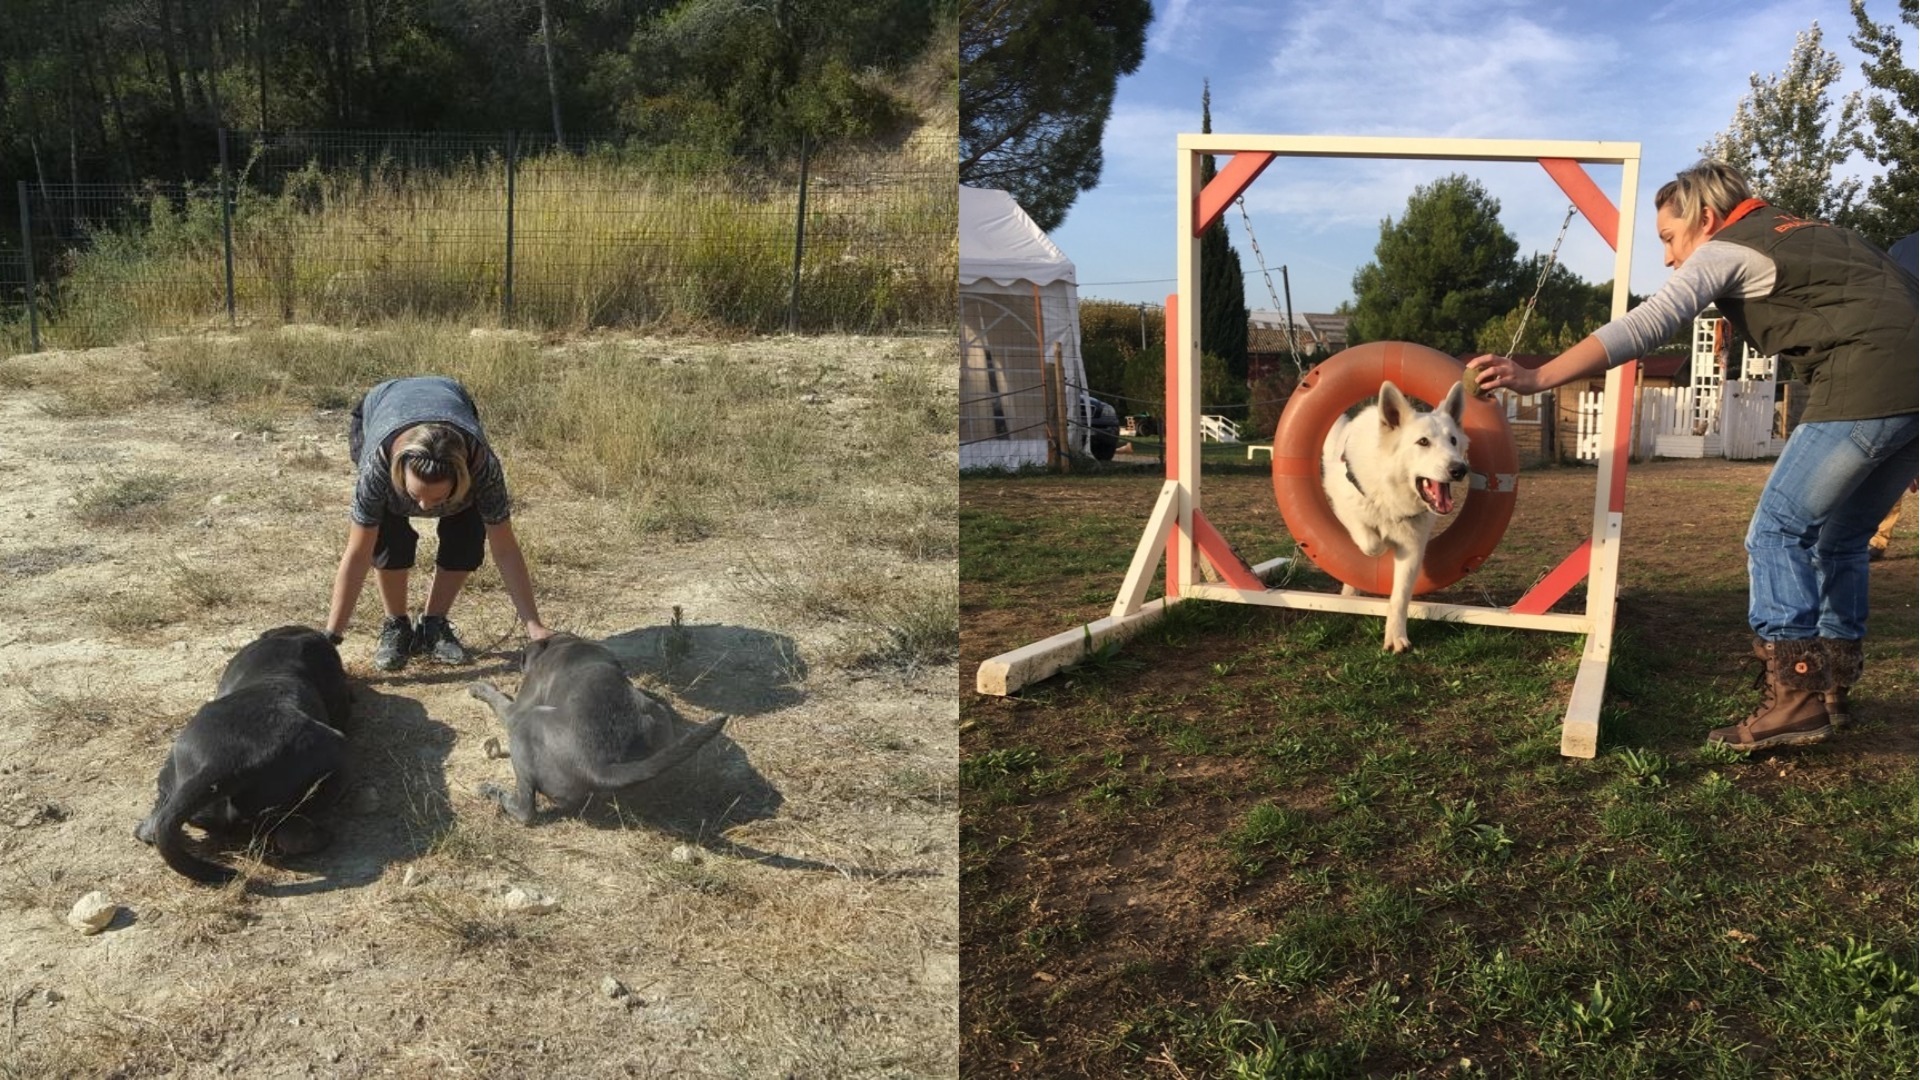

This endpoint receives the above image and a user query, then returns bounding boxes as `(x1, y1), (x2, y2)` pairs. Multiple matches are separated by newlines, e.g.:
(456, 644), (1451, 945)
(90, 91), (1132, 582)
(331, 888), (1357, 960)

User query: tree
(1701, 22), (1863, 221)
(1347, 175), (1520, 356)
(1197, 81), (1248, 398)
(1846, 0), (1917, 246)
(958, 0), (1152, 231)
(1473, 258), (1616, 356)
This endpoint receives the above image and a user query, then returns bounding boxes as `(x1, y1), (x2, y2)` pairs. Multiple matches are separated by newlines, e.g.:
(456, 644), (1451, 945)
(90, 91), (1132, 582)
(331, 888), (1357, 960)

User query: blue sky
(1048, 0), (1910, 320)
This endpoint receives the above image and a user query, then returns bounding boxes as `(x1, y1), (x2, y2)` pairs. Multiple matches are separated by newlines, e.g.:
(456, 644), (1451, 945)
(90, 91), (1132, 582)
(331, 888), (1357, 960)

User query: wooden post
(1041, 350), (1061, 470)
(1052, 342), (1071, 472)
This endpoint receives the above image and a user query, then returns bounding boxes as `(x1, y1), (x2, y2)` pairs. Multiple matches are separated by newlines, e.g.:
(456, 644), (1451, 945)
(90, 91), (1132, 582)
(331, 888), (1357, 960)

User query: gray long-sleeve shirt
(1592, 242), (1775, 366)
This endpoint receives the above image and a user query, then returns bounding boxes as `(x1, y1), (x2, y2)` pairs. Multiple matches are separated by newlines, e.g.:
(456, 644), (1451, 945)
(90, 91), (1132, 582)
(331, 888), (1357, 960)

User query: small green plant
(1224, 803), (1308, 877)
(1563, 979), (1629, 1043)
(1614, 746), (1670, 787)
(961, 746), (1042, 787)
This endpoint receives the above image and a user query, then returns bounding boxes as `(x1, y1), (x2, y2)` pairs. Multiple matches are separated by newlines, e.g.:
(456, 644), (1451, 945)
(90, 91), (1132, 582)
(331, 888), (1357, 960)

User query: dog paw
(1384, 636), (1411, 653)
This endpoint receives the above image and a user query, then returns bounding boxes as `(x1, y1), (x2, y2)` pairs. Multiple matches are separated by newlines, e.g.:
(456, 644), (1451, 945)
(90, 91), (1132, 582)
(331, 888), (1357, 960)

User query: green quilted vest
(1712, 203), (1917, 422)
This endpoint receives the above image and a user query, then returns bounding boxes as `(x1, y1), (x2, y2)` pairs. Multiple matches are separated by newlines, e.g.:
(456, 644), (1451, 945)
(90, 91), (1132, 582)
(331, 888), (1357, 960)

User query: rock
(401, 866), (425, 888)
(481, 736), (508, 760)
(67, 892), (117, 935)
(669, 845), (701, 865)
(501, 886), (557, 914)
(599, 975), (629, 1000)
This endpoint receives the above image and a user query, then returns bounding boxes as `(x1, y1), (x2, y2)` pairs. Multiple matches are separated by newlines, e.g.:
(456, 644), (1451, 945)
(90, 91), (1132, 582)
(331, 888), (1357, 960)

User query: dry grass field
(0, 326), (957, 1077)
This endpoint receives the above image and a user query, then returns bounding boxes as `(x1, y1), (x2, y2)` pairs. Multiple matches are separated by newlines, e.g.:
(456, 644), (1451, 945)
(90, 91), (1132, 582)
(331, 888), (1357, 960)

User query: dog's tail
(136, 769), (240, 885)
(587, 715), (730, 789)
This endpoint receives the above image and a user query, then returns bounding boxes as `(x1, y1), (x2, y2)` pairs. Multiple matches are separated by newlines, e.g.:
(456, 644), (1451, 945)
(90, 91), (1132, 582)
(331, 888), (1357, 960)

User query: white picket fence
(1200, 414), (1241, 443)
(1575, 381), (1781, 463)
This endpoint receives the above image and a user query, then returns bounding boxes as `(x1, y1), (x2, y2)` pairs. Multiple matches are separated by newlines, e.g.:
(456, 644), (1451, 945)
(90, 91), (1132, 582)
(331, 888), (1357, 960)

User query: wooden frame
(975, 134), (1645, 759)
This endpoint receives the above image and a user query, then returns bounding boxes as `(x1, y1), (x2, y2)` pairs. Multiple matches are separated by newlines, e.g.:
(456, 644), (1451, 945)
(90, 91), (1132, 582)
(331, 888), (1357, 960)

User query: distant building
(1246, 309), (1350, 383)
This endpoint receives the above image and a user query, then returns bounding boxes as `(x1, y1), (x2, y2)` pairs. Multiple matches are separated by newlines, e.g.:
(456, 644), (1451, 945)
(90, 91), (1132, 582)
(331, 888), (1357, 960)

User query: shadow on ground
(601, 622), (807, 718)
(253, 683), (454, 897)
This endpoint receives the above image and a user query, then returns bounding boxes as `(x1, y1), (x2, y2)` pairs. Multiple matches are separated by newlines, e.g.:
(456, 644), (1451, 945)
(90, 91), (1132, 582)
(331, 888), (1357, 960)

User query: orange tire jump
(1271, 341), (1520, 596)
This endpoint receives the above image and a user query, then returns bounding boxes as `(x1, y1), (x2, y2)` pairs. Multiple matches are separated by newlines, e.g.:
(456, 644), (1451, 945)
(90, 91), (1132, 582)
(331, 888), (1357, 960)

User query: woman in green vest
(1470, 161), (1917, 752)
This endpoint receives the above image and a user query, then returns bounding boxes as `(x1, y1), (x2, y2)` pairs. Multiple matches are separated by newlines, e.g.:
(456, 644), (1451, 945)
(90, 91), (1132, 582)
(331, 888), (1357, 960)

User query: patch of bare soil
(0, 338), (956, 1077)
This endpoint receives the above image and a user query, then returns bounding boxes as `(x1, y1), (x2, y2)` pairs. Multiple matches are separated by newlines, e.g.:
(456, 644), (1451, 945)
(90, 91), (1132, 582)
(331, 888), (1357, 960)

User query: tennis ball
(1462, 365), (1485, 398)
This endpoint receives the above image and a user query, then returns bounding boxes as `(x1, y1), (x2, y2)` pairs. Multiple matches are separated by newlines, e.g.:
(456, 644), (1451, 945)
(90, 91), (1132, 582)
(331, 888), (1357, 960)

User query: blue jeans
(1746, 414), (1918, 641)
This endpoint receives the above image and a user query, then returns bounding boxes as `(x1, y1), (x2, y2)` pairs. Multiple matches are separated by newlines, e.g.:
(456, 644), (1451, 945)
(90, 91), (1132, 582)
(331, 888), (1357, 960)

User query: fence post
(503, 131), (518, 326)
(16, 181), (39, 352)
(219, 128), (236, 327)
(787, 135), (811, 334)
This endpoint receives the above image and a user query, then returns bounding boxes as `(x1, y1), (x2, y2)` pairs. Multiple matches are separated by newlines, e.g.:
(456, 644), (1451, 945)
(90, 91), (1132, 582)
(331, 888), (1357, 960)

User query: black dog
(135, 626), (351, 884)
(468, 633), (727, 825)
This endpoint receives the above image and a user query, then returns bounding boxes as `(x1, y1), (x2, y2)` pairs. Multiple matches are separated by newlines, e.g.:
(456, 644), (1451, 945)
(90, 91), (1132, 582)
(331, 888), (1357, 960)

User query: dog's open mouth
(1418, 477), (1458, 515)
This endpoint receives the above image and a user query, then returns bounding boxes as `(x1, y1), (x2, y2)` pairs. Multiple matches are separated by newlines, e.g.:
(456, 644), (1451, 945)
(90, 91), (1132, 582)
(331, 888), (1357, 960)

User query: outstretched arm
(486, 519), (553, 641)
(324, 523), (379, 640)
(1468, 335), (1611, 396)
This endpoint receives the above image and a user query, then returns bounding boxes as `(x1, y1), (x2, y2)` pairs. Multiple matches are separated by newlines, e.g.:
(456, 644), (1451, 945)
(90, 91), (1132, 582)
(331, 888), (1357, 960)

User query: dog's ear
(1377, 381), (1409, 429)
(1439, 380), (1466, 423)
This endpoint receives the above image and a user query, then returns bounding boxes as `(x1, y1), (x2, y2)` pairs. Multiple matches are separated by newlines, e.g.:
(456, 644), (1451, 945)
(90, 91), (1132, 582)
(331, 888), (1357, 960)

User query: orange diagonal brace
(1195, 152), (1276, 235)
(1191, 509), (1266, 592)
(1608, 361), (1638, 513)
(1511, 539), (1592, 615)
(1538, 158), (1620, 250)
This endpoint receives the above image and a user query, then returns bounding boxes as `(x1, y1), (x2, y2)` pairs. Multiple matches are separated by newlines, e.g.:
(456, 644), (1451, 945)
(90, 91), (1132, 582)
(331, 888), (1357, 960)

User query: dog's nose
(1449, 463), (1468, 481)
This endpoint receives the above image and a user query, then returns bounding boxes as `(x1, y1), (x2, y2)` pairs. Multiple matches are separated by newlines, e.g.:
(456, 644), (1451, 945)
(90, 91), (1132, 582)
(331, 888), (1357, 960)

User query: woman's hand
(1466, 354), (1540, 396)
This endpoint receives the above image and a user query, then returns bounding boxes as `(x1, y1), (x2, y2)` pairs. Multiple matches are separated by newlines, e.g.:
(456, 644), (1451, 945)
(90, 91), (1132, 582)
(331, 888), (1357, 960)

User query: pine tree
(1348, 175), (1520, 356)
(1197, 81), (1249, 405)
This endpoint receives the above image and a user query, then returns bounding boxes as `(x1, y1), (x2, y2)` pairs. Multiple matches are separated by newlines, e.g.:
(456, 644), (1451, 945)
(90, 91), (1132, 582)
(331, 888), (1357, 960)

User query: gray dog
(135, 626), (352, 884)
(468, 633), (728, 824)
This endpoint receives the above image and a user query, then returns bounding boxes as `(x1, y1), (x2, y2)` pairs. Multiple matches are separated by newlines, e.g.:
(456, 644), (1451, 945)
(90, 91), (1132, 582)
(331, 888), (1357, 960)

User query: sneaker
(373, 615), (413, 672)
(413, 615), (471, 665)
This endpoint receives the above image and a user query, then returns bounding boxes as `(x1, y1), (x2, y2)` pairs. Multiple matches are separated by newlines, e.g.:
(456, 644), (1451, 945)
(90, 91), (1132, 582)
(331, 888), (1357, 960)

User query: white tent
(959, 186), (1093, 469)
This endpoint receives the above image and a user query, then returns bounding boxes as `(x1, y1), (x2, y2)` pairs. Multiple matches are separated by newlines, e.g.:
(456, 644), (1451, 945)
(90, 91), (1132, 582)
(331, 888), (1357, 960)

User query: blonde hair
(388, 423), (472, 507)
(1655, 160), (1753, 224)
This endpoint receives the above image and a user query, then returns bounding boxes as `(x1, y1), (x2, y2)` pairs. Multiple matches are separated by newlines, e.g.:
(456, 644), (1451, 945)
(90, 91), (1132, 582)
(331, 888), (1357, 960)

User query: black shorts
(370, 504), (487, 572)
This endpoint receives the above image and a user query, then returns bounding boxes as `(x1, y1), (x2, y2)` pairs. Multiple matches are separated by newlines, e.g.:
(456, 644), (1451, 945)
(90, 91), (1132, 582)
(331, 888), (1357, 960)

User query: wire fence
(1, 129), (957, 351)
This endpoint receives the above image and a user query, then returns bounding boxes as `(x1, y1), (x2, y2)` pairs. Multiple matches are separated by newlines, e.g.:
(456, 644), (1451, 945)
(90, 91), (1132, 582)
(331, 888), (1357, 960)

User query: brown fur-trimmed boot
(1707, 638), (1833, 751)
(1819, 637), (1864, 730)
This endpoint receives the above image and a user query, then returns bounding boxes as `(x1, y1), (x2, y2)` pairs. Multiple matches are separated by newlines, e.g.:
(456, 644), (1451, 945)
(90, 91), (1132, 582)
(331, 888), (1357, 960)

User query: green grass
(961, 468), (1917, 1077)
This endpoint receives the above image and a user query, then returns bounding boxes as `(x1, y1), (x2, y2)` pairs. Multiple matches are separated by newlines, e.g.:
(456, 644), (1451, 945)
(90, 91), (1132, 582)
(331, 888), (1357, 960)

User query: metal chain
(1505, 203), (1580, 360)
(1235, 196), (1307, 376)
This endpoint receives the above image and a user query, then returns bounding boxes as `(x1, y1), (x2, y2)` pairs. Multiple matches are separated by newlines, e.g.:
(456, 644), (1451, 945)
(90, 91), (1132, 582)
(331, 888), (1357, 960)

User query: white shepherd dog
(1321, 380), (1470, 653)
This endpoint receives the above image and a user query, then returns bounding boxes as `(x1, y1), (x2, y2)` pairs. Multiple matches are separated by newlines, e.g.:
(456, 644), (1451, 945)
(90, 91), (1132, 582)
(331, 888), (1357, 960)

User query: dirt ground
(0, 336), (957, 1077)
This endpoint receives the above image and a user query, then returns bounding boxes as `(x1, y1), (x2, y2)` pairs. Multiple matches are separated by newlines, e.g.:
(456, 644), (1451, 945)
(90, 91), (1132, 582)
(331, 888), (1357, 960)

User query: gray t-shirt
(351, 376), (512, 527)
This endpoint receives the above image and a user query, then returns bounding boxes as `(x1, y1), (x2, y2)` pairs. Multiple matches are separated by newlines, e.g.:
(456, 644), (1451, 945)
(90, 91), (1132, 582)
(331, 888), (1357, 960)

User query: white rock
(599, 975), (629, 999)
(669, 845), (700, 865)
(501, 886), (557, 914)
(66, 892), (117, 935)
